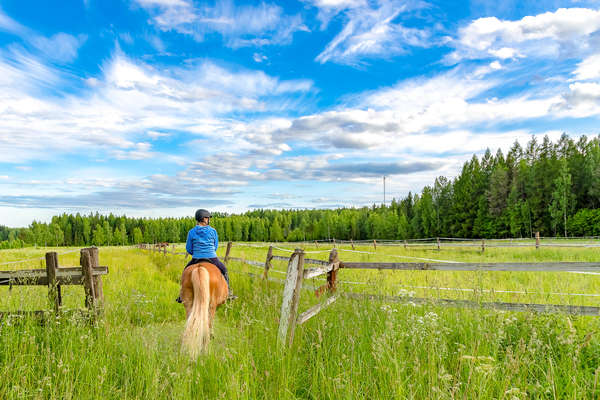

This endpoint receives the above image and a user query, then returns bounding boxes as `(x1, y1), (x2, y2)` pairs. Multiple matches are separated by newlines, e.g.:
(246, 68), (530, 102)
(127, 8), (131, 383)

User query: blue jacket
(186, 225), (219, 259)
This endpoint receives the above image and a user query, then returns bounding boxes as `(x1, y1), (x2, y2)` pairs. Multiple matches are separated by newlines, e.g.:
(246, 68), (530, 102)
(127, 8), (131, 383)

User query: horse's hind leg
(181, 287), (194, 319)
(209, 303), (217, 335)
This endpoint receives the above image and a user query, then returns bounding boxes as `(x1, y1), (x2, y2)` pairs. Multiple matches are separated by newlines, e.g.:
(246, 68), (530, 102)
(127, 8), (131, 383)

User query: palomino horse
(180, 262), (228, 357)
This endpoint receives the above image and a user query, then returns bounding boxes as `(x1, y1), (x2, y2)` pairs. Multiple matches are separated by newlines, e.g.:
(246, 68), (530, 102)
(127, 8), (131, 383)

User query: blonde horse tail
(182, 266), (210, 357)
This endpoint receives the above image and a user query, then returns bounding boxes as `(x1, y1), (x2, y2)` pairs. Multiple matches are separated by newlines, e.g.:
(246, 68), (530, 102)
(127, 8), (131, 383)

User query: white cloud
(110, 142), (155, 160)
(0, 48), (313, 164)
(147, 130), (170, 139)
(448, 8), (600, 63)
(0, 8), (28, 35)
(253, 52), (268, 63)
(307, 0), (367, 28)
(136, 0), (307, 48)
(553, 82), (600, 117)
(119, 32), (134, 44)
(573, 53), (600, 80)
(30, 33), (87, 62)
(0, 9), (85, 63)
(241, 65), (599, 158)
(315, 0), (431, 65)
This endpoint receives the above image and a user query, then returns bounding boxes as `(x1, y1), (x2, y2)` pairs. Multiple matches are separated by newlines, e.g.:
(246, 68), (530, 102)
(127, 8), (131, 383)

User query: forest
(1, 133), (599, 249)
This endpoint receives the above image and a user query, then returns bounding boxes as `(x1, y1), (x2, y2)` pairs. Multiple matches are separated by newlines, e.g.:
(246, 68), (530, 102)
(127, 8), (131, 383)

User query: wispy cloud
(0, 48), (313, 163)
(0, 8), (86, 62)
(314, 0), (432, 65)
(29, 33), (87, 62)
(0, 7), (28, 35)
(136, 0), (308, 48)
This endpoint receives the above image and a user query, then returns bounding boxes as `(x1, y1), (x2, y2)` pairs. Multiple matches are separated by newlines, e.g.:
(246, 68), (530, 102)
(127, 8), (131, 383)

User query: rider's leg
(208, 257), (236, 299)
(208, 257), (229, 286)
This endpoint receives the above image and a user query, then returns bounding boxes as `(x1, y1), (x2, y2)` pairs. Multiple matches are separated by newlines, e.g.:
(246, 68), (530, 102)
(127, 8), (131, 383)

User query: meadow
(0, 242), (599, 399)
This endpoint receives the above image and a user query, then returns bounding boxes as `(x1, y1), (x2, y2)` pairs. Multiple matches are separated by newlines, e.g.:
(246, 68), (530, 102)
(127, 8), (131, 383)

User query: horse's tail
(182, 266), (210, 357)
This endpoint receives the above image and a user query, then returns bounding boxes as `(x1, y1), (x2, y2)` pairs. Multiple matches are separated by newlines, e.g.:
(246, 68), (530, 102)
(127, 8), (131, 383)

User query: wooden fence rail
(343, 293), (600, 317)
(0, 247), (108, 318)
(341, 262), (600, 272)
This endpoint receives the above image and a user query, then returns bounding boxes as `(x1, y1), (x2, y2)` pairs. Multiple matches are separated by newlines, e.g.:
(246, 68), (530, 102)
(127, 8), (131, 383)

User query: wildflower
(505, 387), (526, 400)
(475, 363), (495, 375)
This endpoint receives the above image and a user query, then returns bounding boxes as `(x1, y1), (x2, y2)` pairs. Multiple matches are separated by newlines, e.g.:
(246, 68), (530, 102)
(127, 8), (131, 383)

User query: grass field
(1, 243), (600, 399)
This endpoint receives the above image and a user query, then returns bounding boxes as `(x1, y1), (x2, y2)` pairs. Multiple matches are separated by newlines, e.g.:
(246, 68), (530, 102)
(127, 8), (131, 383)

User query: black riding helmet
(195, 209), (212, 222)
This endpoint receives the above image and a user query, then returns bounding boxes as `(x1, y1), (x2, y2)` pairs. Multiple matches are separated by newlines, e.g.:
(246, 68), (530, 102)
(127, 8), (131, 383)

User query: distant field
(1, 243), (600, 398)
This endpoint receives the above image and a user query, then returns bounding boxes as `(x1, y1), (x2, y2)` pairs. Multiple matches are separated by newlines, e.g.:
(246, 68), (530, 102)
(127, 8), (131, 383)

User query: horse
(180, 261), (228, 357)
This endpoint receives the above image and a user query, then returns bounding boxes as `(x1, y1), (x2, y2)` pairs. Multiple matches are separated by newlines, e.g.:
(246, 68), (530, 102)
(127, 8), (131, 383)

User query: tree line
(1, 134), (599, 249)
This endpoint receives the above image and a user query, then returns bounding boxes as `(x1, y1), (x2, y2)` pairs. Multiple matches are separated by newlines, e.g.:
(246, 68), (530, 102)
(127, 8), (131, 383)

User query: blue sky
(1, 0), (600, 227)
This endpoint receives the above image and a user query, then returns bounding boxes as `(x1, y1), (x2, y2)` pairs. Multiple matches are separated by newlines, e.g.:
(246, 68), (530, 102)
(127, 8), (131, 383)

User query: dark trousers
(185, 257), (230, 287)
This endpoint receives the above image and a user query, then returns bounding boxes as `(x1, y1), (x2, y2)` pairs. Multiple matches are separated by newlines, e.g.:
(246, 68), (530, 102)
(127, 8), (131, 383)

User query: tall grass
(0, 245), (599, 398)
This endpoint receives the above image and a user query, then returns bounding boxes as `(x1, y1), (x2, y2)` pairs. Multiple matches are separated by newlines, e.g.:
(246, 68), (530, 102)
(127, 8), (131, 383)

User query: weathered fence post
(45, 252), (61, 313)
(404, 240), (408, 250)
(163, 245), (167, 255)
(225, 241), (233, 262)
(481, 239), (485, 253)
(333, 238), (336, 248)
(314, 240), (319, 248)
(80, 248), (97, 313)
(263, 245), (273, 279)
(373, 240), (377, 250)
(277, 249), (304, 347)
(437, 237), (441, 251)
(350, 238), (355, 250)
(327, 248), (340, 293)
(535, 232), (540, 249)
(89, 246), (103, 305)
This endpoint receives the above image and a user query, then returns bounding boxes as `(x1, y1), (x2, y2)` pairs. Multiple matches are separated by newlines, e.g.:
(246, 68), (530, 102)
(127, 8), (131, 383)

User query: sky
(1, 0), (600, 227)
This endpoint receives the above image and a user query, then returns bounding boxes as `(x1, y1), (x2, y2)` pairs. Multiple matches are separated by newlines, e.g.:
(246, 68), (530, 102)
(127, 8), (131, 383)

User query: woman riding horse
(179, 209), (234, 356)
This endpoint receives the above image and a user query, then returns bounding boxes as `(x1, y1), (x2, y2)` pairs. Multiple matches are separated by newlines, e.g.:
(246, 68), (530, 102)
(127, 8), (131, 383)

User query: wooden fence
(282, 232), (600, 251)
(0, 247), (108, 317)
(135, 241), (600, 347)
(273, 247), (600, 347)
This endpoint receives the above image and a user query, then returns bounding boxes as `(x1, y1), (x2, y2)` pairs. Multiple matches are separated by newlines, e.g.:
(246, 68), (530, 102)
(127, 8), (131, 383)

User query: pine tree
(549, 159), (574, 237)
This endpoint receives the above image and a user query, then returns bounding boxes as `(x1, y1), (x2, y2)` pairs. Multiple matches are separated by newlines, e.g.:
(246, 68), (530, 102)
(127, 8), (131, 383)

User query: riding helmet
(195, 209), (212, 221)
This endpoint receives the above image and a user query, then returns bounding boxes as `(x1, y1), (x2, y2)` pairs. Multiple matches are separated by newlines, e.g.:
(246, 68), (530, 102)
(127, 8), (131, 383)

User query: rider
(176, 209), (236, 302)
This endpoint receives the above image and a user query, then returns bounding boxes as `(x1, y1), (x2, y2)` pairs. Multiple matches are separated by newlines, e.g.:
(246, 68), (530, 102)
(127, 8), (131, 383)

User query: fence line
(0, 249), (82, 266)
(0, 247), (108, 318)
(333, 281), (600, 298)
(228, 257), (600, 298)
(235, 234), (600, 250)
(136, 241), (600, 348)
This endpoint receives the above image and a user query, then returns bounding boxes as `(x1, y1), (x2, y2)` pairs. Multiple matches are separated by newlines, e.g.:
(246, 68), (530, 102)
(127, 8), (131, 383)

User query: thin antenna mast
(383, 175), (386, 205)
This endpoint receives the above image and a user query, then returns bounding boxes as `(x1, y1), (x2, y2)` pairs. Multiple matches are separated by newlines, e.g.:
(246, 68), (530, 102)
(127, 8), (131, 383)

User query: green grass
(1, 244), (600, 399)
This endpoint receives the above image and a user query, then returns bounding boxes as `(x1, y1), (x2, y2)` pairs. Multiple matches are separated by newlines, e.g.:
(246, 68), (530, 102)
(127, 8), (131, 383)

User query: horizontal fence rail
(344, 293), (600, 317)
(0, 266), (108, 285)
